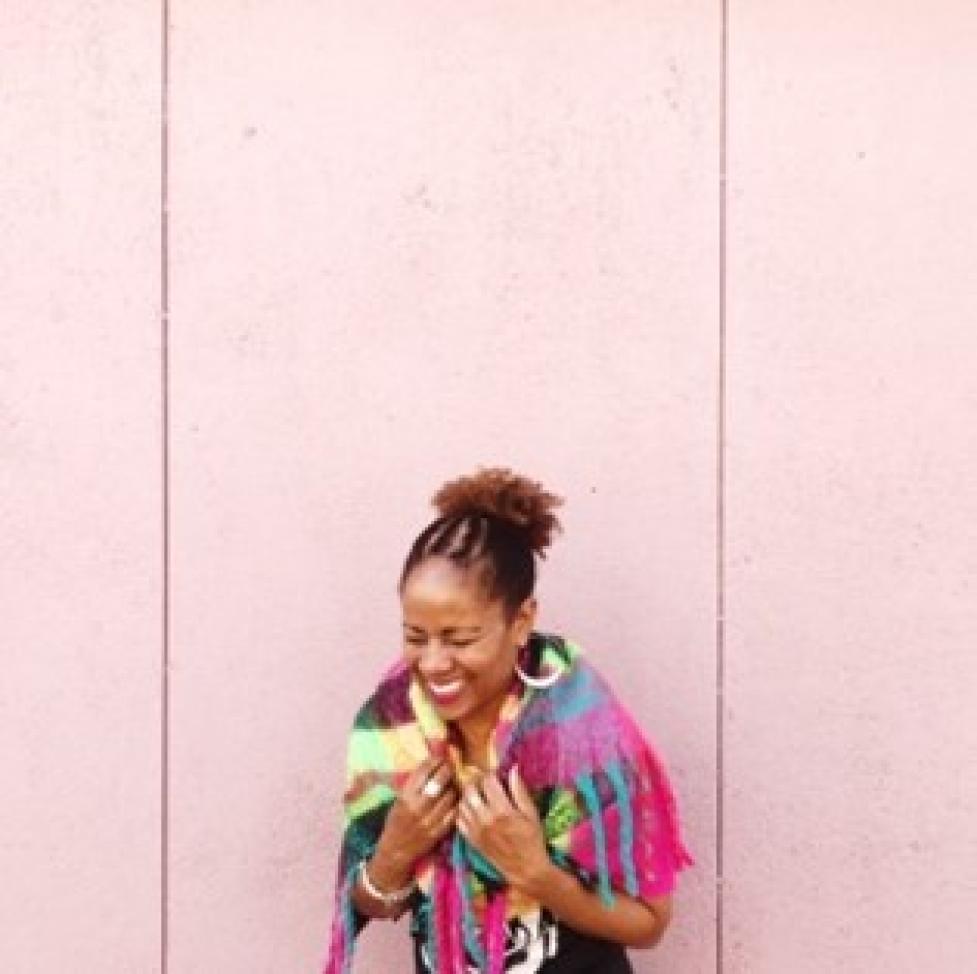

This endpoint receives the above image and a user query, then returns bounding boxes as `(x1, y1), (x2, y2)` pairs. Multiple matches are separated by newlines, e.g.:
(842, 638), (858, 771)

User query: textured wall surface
(0, 2), (163, 971)
(1, 2), (974, 973)
(724, 4), (977, 971)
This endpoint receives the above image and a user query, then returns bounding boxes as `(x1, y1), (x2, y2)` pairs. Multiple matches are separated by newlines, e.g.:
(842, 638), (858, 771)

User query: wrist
(358, 859), (415, 909)
(515, 857), (564, 902)
(370, 845), (415, 891)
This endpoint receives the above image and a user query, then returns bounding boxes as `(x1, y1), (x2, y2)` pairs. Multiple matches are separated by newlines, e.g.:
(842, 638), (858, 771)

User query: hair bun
(432, 466), (563, 556)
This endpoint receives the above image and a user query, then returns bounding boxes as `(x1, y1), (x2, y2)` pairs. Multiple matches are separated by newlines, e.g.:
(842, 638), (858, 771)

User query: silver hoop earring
(514, 661), (562, 690)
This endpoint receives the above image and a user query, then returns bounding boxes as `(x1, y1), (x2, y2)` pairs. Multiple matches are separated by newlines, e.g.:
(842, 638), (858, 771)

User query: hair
(398, 467), (564, 619)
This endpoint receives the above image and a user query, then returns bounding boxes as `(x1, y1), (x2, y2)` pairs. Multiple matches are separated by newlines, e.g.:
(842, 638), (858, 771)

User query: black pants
(538, 923), (633, 973)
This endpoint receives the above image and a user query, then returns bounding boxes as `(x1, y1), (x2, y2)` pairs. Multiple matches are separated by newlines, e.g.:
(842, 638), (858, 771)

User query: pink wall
(1, 3), (974, 972)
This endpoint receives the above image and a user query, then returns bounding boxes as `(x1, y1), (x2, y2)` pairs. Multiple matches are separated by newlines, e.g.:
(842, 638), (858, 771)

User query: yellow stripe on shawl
(346, 726), (428, 779)
(408, 676), (447, 744)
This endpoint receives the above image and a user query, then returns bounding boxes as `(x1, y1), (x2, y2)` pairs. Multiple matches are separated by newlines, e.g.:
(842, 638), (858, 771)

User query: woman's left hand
(457, 765), (553, 894)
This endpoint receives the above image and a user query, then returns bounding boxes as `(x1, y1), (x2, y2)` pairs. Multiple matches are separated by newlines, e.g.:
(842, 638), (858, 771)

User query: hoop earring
(514, 657), (562, 690)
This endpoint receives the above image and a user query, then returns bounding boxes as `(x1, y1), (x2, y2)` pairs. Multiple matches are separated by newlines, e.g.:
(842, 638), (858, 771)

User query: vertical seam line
(717, 1), (728, 973)
(161, 0), (170, 971)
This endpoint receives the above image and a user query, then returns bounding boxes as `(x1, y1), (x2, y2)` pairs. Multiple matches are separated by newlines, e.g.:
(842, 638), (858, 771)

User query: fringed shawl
(323, 632), (694, 973)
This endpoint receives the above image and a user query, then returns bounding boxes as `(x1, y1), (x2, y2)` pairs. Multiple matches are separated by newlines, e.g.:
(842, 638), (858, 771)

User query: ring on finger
(422, 776), (443, 799)
(466, 789), (486, 811)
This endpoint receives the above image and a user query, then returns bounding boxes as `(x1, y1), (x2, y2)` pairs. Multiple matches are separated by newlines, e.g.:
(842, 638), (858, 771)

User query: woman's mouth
(426, 678), (466, 706)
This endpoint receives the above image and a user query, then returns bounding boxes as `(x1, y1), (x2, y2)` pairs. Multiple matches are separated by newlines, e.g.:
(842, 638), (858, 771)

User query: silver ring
(422, 777), (443, 799)
(466, 789), (486, 810)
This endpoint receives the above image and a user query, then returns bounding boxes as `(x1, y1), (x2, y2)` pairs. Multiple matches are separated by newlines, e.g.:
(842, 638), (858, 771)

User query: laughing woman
(323, 468), (694, 974)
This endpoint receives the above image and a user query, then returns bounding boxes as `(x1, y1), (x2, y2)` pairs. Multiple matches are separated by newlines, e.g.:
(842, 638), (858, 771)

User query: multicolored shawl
(323, 632), (694, 974)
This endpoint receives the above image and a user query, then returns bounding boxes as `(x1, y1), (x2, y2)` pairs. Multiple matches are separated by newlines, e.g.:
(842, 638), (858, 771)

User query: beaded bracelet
(357, 859), (415, 907)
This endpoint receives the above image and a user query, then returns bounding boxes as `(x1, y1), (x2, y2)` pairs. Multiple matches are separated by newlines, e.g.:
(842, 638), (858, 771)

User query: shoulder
(529, 630), (613, 691)
(528, 630), (579, 672)
(522, 632), (626, 723)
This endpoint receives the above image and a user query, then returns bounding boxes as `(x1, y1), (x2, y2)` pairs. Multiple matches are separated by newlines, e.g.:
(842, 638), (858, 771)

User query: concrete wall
(1, 3), (974, 972)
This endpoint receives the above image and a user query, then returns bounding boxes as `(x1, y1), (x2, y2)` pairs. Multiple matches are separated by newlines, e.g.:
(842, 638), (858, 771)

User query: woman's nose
(418, 642), (455, 676)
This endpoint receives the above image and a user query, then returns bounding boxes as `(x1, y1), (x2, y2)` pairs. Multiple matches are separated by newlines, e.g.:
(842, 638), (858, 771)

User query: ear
(512, 596), (538, 647)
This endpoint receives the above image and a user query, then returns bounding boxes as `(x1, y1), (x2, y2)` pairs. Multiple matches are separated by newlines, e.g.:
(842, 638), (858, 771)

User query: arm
(349, 847), (415, 921)
(350, 756), (458, 922)
(458, 767), (673, 950)
(523, 864), (672, 949)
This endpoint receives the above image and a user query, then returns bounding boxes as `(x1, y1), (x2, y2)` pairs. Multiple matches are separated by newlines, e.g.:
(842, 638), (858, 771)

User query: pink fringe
(445, 864), (465, 973)
(321, 871), (351, 974)
(433, 865), (471, 974)
(483, 890), (508, 974)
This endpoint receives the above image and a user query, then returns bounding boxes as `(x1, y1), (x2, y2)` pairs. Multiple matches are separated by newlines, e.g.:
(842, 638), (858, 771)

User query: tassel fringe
(576, 772), (615, 907)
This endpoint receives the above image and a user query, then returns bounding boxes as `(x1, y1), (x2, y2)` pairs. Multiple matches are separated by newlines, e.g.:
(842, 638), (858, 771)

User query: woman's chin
(430, 694), (468, 720)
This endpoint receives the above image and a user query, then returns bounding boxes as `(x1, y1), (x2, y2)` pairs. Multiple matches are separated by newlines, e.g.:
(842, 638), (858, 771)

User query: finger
(422, 761), (455, 800)
(421, 789), (458, 829)
(456, 804), (476, 840)
(481, 774), (513, 815)
(462, 782), (491, 823)
(406, 756), (440, 795)
(432, 806), (457, 840)
(508, 765), (538, 819)
(456, 809), (488, 858)
(404, 755), (437, 791)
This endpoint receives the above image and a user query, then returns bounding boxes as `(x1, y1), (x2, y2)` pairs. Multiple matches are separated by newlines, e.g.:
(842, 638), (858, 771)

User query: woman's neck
(456, 717), (493, 769)
(455, 690), (508, 769)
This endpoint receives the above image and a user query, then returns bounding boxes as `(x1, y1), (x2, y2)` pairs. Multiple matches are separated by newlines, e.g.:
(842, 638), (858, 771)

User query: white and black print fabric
(416, 908), (558, 973)
(413, 906), (634, 973)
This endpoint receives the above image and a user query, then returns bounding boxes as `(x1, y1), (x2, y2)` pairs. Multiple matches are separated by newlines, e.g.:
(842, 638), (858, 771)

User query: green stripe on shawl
(344, 783), (397, 823)
(543, 786), (584, 840)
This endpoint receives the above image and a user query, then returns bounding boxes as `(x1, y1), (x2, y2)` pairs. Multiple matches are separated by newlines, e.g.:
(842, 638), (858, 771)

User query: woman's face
(401, 556), (535, 726)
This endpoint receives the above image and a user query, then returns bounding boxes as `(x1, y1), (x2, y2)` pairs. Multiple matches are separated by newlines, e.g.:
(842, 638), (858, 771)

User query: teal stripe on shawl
(425, 874), (439, 973)
(452, 834), (487, 970)
(575, 772), (615, 906)
(606, 760), (639, 897)
(338, 864), (358, 974)
(511, 664), (604, 739)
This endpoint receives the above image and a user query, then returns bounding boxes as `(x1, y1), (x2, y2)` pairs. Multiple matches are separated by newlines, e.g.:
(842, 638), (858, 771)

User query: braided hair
(399, 467), (564, 619)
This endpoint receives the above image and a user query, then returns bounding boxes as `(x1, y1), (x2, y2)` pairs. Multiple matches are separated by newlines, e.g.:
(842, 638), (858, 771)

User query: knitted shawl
(323, 632), (694, 974)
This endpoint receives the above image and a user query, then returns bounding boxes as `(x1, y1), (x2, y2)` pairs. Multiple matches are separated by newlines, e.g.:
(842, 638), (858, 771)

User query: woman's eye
(404, 636), (477, 650)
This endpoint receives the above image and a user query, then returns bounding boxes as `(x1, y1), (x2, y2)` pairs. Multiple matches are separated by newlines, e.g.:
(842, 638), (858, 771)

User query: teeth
(429, 680), (463, 695)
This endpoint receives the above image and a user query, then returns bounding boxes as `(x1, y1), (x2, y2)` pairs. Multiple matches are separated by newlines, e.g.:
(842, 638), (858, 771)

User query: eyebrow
(402, 623), (482, 635)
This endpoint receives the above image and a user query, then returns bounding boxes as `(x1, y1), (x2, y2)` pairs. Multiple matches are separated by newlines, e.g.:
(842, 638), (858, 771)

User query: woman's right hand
(370, 756), (458, 887)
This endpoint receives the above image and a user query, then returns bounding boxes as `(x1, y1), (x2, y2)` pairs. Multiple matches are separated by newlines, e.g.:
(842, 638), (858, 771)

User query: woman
(324, 468), (694, 973)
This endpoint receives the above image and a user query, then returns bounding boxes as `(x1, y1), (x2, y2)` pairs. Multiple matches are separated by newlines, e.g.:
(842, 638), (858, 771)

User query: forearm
(349, 848), (415, 921)
(522, 861), (666, 949)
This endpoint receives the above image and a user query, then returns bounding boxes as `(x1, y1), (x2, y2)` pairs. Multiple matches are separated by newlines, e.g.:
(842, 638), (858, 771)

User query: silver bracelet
(357, 859), (415, 907)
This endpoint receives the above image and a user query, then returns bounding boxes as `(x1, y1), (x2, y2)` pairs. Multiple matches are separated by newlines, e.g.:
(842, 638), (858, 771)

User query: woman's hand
(370, 756), (458, 889)
(457, 765), (552, 893)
